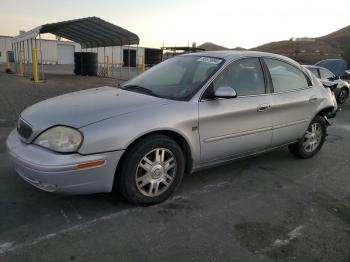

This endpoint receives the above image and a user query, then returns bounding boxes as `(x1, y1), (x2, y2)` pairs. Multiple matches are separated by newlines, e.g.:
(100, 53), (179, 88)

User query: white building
(295, 37), (315, 42)
(0, 35), (161, 67)
(0, 35), (12, 63)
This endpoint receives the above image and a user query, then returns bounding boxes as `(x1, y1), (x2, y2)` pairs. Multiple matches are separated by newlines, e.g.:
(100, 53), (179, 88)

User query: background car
(342, 70), (350, 79)
(305, 65), (349, 104)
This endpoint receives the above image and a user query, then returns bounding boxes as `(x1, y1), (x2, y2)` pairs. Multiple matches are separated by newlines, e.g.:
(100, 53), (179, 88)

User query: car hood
(21, 86), (173, 130)
(315, 59), (347, 77)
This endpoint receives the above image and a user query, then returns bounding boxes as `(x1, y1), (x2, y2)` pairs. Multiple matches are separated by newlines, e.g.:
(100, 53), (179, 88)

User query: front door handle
(257, 104), (271, 112)
(309, 96), (318, 103)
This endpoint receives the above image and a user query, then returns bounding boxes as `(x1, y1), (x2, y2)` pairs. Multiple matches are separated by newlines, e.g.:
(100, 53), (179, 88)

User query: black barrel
(74, 52), (82, 75)
(74, 52), (98, 76)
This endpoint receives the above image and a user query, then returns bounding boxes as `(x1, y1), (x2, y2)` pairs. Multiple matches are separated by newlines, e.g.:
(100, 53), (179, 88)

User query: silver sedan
(7, 51), (337, 205)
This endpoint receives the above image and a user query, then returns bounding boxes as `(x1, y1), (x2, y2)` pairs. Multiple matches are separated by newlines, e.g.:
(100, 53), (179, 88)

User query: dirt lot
(0, 72), (350, 262)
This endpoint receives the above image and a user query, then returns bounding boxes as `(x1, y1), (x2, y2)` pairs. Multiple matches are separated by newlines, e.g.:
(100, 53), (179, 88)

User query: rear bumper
(6, 129), (124, 194)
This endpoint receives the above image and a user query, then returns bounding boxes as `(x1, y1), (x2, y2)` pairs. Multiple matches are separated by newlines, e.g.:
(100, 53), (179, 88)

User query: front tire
(117, 134), (185, 206)
(288, 116), (327, 159)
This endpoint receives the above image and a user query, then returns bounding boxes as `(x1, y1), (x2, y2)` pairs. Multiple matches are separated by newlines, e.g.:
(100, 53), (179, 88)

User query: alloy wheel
(135, 148), (177, 197)
(302, 123), (323, 153)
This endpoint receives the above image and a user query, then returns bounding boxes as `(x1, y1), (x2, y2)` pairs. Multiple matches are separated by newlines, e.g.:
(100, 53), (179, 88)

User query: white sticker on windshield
(197, 57), (222, 64)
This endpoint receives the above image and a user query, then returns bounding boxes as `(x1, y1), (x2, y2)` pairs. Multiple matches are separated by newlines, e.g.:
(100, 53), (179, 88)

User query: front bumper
(6, 129), (124, 194)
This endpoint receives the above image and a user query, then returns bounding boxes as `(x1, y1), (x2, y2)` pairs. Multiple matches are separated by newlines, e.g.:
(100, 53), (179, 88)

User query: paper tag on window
(197, 57), (222, 64)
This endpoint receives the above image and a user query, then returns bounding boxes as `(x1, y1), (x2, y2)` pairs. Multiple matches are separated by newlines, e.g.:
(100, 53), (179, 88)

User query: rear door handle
(309, 96), (318, 103)
(257, 104), (271, 112)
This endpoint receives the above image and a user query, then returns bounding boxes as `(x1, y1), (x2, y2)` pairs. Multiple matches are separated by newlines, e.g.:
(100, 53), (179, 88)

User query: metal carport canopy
(12, 17), (140, 48)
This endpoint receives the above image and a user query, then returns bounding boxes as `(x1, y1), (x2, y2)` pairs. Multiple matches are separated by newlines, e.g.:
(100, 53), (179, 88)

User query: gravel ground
(0, 72), (350, 262)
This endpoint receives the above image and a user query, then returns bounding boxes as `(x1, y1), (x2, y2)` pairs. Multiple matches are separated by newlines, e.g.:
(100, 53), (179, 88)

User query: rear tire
(117, 134), (185, 206)
(288, 116), (327, 159)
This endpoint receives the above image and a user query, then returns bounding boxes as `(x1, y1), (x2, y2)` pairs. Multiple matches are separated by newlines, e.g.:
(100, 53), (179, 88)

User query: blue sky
(1, 0), (349, 48)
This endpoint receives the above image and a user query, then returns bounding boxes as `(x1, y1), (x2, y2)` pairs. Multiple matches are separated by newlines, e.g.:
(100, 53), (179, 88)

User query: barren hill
(198, 25), (350, 65)
(321, 25), (350, 40)
(252, 25), (350, 64)
(197, 42), (229, 51)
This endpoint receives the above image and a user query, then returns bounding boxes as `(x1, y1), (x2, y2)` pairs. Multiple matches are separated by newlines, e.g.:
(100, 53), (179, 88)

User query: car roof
(180, 50), (301, 66)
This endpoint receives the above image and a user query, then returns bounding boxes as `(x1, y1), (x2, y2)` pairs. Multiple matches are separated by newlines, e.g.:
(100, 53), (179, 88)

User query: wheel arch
(315, 106), (335, 117)
(113, 130), (194, 190)
(313, 106), (335, 125)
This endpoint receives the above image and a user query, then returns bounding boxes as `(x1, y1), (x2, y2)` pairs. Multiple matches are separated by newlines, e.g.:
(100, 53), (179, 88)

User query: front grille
(17, 118), (33, 139)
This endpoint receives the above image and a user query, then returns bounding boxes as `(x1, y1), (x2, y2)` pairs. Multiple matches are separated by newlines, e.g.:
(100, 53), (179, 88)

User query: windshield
(121, 55), (224, 100)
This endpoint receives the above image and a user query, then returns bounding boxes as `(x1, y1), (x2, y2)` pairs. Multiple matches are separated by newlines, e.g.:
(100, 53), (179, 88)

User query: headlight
(33, 126), (83, 153)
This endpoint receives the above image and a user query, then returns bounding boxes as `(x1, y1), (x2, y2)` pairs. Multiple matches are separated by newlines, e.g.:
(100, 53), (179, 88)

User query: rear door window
(264, 58), (310, 92)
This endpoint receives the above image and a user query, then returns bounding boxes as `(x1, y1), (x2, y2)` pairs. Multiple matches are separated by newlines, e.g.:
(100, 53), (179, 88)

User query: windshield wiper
(122, 85), (157, 96)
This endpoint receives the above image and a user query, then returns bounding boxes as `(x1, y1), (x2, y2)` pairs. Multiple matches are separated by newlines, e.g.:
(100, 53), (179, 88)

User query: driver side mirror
(214, 86), (237, 99)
